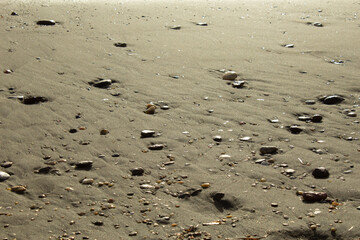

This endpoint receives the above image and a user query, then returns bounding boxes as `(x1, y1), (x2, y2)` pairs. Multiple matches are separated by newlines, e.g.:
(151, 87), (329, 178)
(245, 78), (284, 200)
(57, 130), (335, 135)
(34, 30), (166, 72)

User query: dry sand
(1, 0), (360, 239)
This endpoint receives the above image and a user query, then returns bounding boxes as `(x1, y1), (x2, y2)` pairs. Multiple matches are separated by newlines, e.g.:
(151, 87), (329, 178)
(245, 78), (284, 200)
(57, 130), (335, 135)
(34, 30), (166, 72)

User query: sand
(0, 0), (359, 239)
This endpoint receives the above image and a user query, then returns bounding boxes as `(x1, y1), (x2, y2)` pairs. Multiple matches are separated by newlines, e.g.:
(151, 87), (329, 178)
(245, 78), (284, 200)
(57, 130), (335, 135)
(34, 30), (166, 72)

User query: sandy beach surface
(1, 0), (359, 239)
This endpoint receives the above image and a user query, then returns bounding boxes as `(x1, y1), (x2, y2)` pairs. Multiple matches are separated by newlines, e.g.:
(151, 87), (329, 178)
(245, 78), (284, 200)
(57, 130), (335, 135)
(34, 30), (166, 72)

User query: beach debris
(212, 135), (222, 142)
(75, 161), (93, 170)
(22, 96), (48, 105)
(114, 42), (127, 47)
(36, 20), (56, 26)
(302, 191), (327, 202)
(259, 146), (278, 155)
(10, 185), (27, 193)
(148, 143), (164, 150)
(0, 171), (10, 181)
(130, 167), (144, 176)
(287, 125), (303, 134)
(170, 25), (181, 30)
(141, 130), (155, 138)
(232, 80), (246, 88)
(312, 167), (329, 179)
(145, 104), (156, 114)
(319, 95), (344, 105)
(222, 71), (238, 80)
(90, 79), (112, 88)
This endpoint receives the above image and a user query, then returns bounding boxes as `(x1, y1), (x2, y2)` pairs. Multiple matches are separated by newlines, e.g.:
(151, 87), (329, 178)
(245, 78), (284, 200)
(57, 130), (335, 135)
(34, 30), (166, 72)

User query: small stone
(271, 203), (278, 207)
(210, 192), (225, 201)
(312, 22), (323, 27)
(302, 191), (327, 202)
(11, 11), (18, 16)
(160, 105), (170, 110)
(75, 161), (93, 170)
(347, 112), (357, 117)
(288, 125), (303, 134)
(240, 136), (252, 141)
(170, 25), (181, 30)
(212, 135), (222, 142)
(69, 128), (77, 133)
(222, 71), (238, 80)
(305, 100), (316, 105)
(196, 22), (208, 26)
(141, 130), (155, 138)
(145, 105), (156, 114)
(1, 161), (13, 168)
(10, 185), (26, 193)
(92, 221), (103, 226)
(259, 146), (278, 155)
(36, 20), (56, 26)
(0, 171), (10, 181)
(112, 153), (120, 157)
(130, 167), (144, 176)
(356, 206), (360, 210)
(298, 115), (311, 121)
(100, 129), (109, 135)
(284, 44), (294, 48)
(92, 79), (112, 88)
(321, 95), (344, 105)
(80, 178), (94, 185)
(3, 69), (13, 74)
(285, 169), (296, 175)
(22, 96), (48, 105)
(129, 231), (137, 236)
(311, 114), (323, 123)
(148, 144), (164, 150)
(310, 224), (317, 230)
(114, 42), (127, 47)
(232, 80), (246, 88)
(312, 167), (329, 179)
(140, 184), (155, 189)
(201, 183), (210, 188)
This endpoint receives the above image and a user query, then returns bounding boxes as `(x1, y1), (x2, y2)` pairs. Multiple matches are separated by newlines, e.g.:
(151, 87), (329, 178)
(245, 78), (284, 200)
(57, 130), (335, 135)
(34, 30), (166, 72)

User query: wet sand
(0, 0), (359, 239)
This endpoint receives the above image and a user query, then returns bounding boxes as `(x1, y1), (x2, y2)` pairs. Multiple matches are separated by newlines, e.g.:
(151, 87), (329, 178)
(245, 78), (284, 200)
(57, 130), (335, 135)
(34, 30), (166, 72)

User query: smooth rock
(80, 178), (94, 185)
(11, 11), (18, 16)
(232, 80), (246, 88)
(170, 25), (181, 30)
(259, 146), (278, 155)
(22, 96), (48, 105)
(145, 105), (156, 114)
(284, 44), (294, 48)
(114, 42), (127, 47)
(288, 125), (303, 134)
(298, 115), (311, 121)
(100, 129), (109, 135)
(321, 95), (344, 105)
(212, 135), (222, 142)
(131, 167), (144, 176)
(240, 136), (252, 141)
(196, 22), (208, 26)
(302, 191), (327, 202)
(36, 20), (56, 26)
(11, 185), (26, 193)
(0, 171), (10, 181)
(75, 161), (93, 169)
(141, 130), (155, 138)
(222, 71), (238, 80)
(347, 112), (357, 117)
(92, 79), (112, 88)
(312, 167), (329, 179)
(210, 192), (225, 201)
(69, 128), (77, 133)
(1, 161), (13, 168)
(311, 114), (323, 123)
(305, 100), (316, 105)
(148, 144), (164, 150)
(285, 169), (296, 175)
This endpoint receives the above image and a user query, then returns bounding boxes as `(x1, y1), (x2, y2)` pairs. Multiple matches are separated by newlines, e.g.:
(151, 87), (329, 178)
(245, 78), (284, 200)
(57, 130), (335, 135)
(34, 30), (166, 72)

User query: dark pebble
(305, 100), (316, 105)
(11, 11), (18, 16)
(131, 167), (144, 176)
(75, 161), (93, 170)
(212, 135), (222, 142)
(1, 161), (13, 168)
(302, 191), (327, 202)
(34, 166), (53, 174)
(69, 128), (78, 133)
(22, 96), (48, 105)
(36, 20), (56, 26)
(211, 192), (225, 201)
(311, 114), (323, 123)
(92, 221), (104, 226)
(259, 146), (278, 155)
(288, 125), (303, 134)
(91, 79), (112, 88)
(312, 167), (329, 179)
(141, 130), (155, 138)
(321, 95), (344, 105)
(148, 144), (164, 150)
(298, 115), (311, 121)
(114, 42), (127, 47)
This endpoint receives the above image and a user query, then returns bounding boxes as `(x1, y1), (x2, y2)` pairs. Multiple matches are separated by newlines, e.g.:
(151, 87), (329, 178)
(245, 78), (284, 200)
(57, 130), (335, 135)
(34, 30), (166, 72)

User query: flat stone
(141, 130), (155, 138)
(222, 71), (238, 80)
(92, 79), (112, 88)
(288, 125), (303, 134)
(302, 191), (327, 202)
(212, 135), (222, 142)
(36, 20), (56, 26)
(114, 42), (127, 47)
(1, 161), (13, 168)
(259, 146), (278, 155)
(321, 95), (344, 105)
(0, 171), (10, 181)
(131, 167), (144, 176)
(148, 144), (164, 150)
(312, 167), (329, 179)
(75, 161), (93, 170)
(22, 96), (48, 105)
